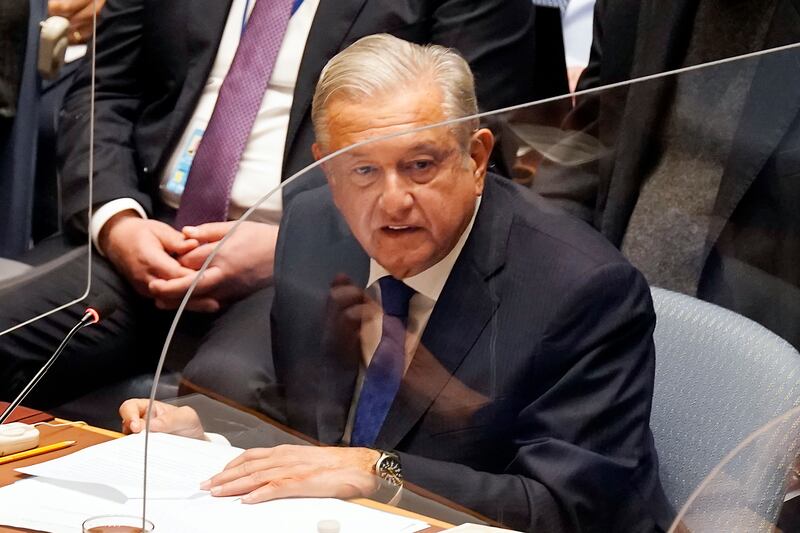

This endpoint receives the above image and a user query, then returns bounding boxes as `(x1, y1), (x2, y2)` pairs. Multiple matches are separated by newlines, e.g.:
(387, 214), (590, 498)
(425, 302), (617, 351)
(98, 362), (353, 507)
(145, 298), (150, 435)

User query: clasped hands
(119, 399), (380, 504)
(99, 211), (278, 312)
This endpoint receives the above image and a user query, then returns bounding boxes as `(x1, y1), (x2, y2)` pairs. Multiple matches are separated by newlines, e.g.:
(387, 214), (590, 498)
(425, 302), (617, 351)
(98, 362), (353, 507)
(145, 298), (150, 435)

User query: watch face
(378, 455), (403, 486)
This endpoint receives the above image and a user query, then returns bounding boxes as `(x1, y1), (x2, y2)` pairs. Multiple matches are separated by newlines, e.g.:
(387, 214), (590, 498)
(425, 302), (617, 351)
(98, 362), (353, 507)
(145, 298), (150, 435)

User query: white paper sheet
(0, 477), (428, 533)
(4, 433), (428, 532)
(16, 432), (242, 498)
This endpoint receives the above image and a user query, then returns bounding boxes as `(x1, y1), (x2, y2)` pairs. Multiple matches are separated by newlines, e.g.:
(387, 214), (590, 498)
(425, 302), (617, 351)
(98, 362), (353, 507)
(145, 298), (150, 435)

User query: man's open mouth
(381, 225), (420, 234)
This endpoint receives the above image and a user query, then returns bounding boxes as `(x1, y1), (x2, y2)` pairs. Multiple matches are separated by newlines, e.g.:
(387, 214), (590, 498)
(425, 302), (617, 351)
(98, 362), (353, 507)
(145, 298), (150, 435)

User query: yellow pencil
(0, 440), (77, 465)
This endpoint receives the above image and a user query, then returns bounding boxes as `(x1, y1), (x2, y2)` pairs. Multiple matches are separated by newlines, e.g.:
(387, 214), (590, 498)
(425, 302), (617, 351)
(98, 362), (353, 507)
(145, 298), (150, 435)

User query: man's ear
(312, 142), (336, 186)
(312, 142), (323, 162)
(470, 128), (494, 193)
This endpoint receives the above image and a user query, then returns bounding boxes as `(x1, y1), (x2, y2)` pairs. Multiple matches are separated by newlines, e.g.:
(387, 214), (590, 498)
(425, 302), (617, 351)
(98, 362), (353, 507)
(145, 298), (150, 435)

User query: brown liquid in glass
(86, 527), (144, 533)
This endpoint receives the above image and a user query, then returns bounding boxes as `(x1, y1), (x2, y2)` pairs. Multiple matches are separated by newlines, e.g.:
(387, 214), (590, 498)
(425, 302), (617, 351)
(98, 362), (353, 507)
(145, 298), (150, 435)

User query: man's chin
(374, 254), (433, 279)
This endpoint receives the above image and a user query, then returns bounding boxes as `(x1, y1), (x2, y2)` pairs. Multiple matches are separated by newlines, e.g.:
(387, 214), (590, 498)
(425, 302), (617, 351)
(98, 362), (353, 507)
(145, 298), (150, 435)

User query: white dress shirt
(562, 0), (595, 69)
(341, 198), (483, 444)
(90, 0), (319, 251)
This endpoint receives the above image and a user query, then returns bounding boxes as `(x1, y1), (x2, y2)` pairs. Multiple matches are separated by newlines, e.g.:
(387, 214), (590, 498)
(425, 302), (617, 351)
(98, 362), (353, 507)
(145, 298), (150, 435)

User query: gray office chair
(649, 287), (800, 530)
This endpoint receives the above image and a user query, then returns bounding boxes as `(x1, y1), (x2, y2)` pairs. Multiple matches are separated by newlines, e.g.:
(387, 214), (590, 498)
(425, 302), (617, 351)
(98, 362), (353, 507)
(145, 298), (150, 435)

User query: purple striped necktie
(175, 0), (295, 228)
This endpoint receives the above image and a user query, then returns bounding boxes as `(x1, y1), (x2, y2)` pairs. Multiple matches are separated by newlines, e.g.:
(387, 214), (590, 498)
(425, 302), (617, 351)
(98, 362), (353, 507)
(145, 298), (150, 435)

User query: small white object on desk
(0, 423), (40, 456)
(317, 518), (341, 533)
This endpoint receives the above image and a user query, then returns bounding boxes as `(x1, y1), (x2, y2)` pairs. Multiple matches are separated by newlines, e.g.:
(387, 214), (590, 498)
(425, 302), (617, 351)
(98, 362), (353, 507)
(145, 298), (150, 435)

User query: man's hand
(119, 399), (206, 440)
(199, 445), (380, 503)
(100, 211), (202, 302)
(48, 0), (106, 44)
(147, 221), (278, 312)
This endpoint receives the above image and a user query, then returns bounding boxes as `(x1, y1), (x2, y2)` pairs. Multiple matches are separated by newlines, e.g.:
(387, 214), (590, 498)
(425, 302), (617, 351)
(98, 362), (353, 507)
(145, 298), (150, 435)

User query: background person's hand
(119, 399), (206, 440)
(48, 0), (106, 44)
(100, 211), (201, 301)
(200, 445), (380, 503)
(147, 221), (278, 312)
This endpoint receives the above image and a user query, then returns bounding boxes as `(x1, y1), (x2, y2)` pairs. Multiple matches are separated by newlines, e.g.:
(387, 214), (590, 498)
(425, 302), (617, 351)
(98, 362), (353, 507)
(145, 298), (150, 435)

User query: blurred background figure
(534, 0), (800, 350)
(531, 0), (596, 92)
(0, 0), (28, 133)
(0, 0), (104, 257)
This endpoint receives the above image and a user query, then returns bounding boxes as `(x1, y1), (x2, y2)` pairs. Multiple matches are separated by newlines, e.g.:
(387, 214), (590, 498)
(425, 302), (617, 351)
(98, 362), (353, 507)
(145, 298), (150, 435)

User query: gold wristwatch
(374, 450), (403, 487)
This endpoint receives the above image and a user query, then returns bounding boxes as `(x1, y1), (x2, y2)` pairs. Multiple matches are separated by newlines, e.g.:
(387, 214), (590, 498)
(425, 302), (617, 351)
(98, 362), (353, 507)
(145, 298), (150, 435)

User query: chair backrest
(649, 287), (800, 516)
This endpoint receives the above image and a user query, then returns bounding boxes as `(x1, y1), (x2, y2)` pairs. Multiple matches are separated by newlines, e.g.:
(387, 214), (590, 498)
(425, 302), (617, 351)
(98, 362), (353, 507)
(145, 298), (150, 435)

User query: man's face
(313, 85), (494, 279)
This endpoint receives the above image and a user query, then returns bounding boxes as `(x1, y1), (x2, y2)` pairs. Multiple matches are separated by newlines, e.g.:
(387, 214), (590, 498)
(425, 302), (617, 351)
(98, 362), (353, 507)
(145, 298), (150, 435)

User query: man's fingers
(206, 462), (305, 496)
(155, 295), (221, 313)
(48, 0), (83, 17)
(146, 250), (198, 281)
(222, 447), (277, 471)
(119, 398), (149, 434)
(239, 472), (363, 504)
(184, 298), (221, 313)
(182, 222), (233, 243)
(68, 0), (97, 24)
(177, 243), (215, 270)
(152, 223), (199, 256)
(149, 267), (224, 298)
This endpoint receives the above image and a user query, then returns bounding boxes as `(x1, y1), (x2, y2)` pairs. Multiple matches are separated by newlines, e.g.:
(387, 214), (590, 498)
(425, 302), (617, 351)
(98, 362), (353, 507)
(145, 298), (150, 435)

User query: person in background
(0, 0), (28, 133)
(0, 0), (554, 415)
(533, 0), (800, 351)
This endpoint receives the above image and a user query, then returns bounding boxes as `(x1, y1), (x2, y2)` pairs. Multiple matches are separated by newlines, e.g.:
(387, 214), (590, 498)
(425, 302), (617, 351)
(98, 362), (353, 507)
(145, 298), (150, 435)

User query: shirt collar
(367, 196), (482, 303)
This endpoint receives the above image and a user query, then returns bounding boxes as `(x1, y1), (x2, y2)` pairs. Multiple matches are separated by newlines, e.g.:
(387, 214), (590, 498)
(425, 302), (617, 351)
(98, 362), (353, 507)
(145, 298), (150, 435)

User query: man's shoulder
(484, 174), (629, 271)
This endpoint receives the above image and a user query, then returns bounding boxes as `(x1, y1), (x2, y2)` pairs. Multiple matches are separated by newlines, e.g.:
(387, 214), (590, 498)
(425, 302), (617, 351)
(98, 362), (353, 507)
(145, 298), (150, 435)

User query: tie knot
(378, 276), (415, 317)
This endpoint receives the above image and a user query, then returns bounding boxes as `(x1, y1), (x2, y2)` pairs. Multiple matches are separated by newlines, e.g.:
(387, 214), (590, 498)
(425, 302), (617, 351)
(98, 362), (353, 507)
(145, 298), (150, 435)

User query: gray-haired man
(121, 35), (672, 532)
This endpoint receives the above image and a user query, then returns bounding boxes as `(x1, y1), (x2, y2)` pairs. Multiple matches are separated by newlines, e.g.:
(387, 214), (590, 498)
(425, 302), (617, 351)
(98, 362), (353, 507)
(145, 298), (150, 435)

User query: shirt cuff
(204, 432), (231, 446)
(90, 199), (148, 256)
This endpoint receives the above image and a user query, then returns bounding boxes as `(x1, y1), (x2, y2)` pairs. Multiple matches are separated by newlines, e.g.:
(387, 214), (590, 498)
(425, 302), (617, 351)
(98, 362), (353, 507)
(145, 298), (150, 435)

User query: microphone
(82, 293), (118, 326)
(0, 296), (118, 430)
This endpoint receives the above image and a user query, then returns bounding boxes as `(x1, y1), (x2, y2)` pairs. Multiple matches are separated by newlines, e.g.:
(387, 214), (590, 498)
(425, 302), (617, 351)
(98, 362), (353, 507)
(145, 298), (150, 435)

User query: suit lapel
(164, 0), (233, 157)
(374, 178), (511, 450)
(706, 0), (800, 252)
(283, 0), (369, 171)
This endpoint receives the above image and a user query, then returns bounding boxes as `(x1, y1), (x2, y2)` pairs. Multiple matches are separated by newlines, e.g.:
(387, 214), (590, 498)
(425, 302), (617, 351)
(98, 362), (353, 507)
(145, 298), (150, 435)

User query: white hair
(311, 34), (479, 148)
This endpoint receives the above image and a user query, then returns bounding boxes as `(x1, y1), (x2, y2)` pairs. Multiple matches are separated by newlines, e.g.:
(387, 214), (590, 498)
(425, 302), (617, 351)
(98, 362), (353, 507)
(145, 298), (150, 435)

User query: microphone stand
(0, 311), (97, 425)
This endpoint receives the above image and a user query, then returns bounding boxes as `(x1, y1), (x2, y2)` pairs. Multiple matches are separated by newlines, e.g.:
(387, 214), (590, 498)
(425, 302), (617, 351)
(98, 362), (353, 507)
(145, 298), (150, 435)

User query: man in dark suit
(533, 0), (800, 349)
(0, 0), (550, 410)
(121, 34), (671, 532)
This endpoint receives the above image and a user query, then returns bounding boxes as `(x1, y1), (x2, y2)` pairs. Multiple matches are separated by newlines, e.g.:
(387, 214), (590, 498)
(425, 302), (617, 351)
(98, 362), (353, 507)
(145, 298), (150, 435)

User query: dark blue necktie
(350, 277), (415, 447)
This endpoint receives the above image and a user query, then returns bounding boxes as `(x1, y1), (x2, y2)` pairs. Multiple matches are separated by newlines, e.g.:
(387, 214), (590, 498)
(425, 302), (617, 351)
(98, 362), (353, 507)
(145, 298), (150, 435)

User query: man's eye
(412, 160), (433, 170)
(354, 166), (376, 176)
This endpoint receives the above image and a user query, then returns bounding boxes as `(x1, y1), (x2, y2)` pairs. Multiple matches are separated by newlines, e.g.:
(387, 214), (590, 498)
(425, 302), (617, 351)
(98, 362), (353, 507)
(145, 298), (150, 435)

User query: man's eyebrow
(406, 142), (441, 153)
(339, 141), (446, 159)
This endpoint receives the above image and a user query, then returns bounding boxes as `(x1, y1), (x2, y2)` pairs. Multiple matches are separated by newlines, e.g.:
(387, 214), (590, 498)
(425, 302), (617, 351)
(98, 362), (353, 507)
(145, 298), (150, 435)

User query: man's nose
(378, 174), (414, 216)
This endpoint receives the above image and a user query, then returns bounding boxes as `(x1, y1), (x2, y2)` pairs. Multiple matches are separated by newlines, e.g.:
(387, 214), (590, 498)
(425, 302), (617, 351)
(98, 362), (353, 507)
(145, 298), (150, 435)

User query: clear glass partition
(0, 19), (798, 532)
(127, 43), (800, 532)
(0, 1), (99, 412)
(669, 406), (800, 533)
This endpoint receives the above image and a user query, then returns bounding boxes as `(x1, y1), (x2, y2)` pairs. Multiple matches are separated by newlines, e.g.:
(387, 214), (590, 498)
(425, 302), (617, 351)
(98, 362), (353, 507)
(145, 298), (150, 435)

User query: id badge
(164, 127), (204, 198)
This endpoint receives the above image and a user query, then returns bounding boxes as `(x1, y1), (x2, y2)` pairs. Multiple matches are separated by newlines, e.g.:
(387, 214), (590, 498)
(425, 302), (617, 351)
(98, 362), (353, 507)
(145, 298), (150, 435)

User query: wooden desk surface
(0, 421), (451, 532)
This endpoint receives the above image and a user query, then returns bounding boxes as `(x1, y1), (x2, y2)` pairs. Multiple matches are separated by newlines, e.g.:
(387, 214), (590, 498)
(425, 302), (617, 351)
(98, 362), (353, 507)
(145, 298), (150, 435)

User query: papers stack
(0, 433), (428, 533)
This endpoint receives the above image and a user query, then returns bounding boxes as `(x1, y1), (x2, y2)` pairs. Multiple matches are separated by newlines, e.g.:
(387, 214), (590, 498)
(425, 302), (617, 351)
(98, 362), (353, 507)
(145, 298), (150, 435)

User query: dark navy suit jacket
(271, 174), (673, 532)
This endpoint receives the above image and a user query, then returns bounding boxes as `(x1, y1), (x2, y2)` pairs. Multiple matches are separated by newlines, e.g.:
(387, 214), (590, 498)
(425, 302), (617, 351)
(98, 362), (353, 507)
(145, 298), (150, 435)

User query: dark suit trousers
(0, 238), (276, 416)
